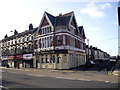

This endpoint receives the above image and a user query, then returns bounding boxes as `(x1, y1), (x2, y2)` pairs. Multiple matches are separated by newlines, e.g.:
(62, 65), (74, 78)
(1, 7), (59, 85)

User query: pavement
(0, 66), (119, 84)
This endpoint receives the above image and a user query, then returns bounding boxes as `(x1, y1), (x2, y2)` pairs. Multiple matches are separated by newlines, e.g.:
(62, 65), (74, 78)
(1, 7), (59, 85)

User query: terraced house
(0, 24), (37, 69)
(34, 11), (86, 69)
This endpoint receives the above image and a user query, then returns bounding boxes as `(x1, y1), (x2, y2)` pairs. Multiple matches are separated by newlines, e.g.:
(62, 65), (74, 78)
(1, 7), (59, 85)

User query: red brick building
(34, 11), (86, 69)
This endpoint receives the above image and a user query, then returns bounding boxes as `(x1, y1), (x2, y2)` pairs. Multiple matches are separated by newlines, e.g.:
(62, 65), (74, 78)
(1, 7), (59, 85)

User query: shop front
(15, 55), (23, 69)
(7, 56), (14, 68)
(1, 56), (8, 67)
(34, 50), (86, 69)
(23, 54), (33, 68)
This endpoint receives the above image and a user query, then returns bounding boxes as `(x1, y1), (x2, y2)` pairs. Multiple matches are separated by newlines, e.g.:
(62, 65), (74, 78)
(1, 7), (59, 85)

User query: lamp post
(87, 39), (89, 61)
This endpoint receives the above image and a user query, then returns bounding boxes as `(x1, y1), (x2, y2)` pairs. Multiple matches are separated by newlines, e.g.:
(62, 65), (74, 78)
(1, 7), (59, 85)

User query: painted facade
(0, 24), (37, 68)
(86, 45), (110, 61)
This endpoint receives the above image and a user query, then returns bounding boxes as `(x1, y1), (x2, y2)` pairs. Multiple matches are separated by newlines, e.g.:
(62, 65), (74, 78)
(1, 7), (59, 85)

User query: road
(0, 69), (118, 89)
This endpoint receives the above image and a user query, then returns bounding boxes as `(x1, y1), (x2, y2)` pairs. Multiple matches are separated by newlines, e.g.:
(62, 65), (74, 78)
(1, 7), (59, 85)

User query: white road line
(78, 79), (92, 81)
(27, 74), (44, 77)
(25, 70), (30, 71)
(8, 71), (20, 74)
(26, 74), (118, 84)
(0, 86), (8, 89)
(56, 77), (76, 80)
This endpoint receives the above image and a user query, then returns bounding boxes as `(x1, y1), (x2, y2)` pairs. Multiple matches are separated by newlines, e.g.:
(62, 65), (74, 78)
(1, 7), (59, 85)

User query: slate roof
(55, 15), (71, 26)
(45, 11), (73, 27)
(78, 26), (85, 38)
(45, 12), (56, 26)
(44, 11), (86, 38)
(1, 27), (38, 42)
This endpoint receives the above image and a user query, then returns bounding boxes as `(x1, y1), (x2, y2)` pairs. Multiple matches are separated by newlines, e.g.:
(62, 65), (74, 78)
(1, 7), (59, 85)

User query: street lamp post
(87, 39), (89, 61)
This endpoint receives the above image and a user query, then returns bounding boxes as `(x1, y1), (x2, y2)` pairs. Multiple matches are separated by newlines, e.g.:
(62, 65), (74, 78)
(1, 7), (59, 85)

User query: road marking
(8, 71), (20, 74)
(55, 77), (93, 81)
(26, 74), (118, 84)
(26, 74), (117, 83)
(27, 74), (44, 77)
(25, 70), (30, 71)
(0, 86), (8, 89)
(55, 77), (75, 80)
(78, 79), (92, 81)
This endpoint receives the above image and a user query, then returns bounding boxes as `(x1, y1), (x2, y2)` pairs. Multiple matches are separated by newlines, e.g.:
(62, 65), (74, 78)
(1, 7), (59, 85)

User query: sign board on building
(2, 56), (8, 60)
(23, 54), (33, 60)
(8, 56), (14, 60)
(16, 55), (23, 60)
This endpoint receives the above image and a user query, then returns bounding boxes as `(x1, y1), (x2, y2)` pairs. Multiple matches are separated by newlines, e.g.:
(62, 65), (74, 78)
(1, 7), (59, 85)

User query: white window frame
(63, 35), (66, 45)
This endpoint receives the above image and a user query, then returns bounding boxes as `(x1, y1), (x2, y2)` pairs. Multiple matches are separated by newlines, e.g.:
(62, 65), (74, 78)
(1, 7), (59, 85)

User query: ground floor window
(45, 55), (49, 63)
(57, 54), (60, 63)
(41, 55), (44, 63)
(50, 55), (55, 63)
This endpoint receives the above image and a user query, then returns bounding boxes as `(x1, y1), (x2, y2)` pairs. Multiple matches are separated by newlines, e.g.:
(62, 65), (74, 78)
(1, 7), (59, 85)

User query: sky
(0, 0), (119, 56)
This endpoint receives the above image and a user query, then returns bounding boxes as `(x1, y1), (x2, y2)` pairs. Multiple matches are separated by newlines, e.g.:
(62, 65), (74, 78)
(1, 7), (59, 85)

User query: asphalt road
(0, 69), (118, 89)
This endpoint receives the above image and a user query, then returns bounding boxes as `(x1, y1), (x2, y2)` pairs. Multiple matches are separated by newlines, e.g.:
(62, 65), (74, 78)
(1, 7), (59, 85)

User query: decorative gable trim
(36, 12), (54, 36)
(41, 17), (49, 27)
(69, 13), (79, 34)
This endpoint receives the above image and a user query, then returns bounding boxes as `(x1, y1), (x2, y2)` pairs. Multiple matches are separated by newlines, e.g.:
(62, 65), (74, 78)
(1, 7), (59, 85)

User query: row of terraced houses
(0, 11), (110, 69)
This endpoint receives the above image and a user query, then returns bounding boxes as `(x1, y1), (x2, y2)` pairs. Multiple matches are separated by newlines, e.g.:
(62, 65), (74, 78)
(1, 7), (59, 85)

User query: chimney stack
(29, 23), (33, 30)
(59, 13), (62, 16)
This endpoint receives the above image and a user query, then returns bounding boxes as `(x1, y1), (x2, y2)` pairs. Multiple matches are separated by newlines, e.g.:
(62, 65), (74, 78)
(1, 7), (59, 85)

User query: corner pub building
(34, 11), (86, 69)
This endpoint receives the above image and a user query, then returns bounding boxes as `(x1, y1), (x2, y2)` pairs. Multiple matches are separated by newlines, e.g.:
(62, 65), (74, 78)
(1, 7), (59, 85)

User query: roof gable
(45, 12), (56, 26)
(41, 16), (49, 27)
(78, 26), (86, 39)
(55, 16), (71, 26)
(69, 15), (79, 35)
(55, 11), (73, 27)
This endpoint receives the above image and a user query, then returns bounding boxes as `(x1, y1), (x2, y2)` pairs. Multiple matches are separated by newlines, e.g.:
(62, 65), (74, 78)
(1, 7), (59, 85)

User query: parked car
(84, 60), (96, 70)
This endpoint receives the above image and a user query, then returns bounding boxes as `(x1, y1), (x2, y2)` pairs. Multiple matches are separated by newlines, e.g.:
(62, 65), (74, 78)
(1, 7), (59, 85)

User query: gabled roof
(78, 26), (83, 34)
(55, 11), (73, 27)
(55, 15), (71, 26)
(1, 27), (38, 42)
(44, 11), (73, 27)
(78, 26), (86, 38)
(45, 12), (56, 26)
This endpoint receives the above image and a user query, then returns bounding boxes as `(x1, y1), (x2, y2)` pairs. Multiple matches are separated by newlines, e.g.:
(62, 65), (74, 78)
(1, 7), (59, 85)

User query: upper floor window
(34, 40), (38, 49)
(29, 35), (33, 41)
(50, 36), (53, 47)
(40, 26), (52, 35)
(69, 26), (75, 34)
(27, 37), (29, 41)
(17, 39), (20, 44)
(8, 42), (9, 46)
(5, 42), (7, 46)
(57, 36), (61, 46)
(25, 36), (27, 42)
(63, 35), (66, 45)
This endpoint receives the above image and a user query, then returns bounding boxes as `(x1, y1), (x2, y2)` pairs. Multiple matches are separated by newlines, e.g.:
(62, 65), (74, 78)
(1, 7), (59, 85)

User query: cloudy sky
(0, 0), (118, 56)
